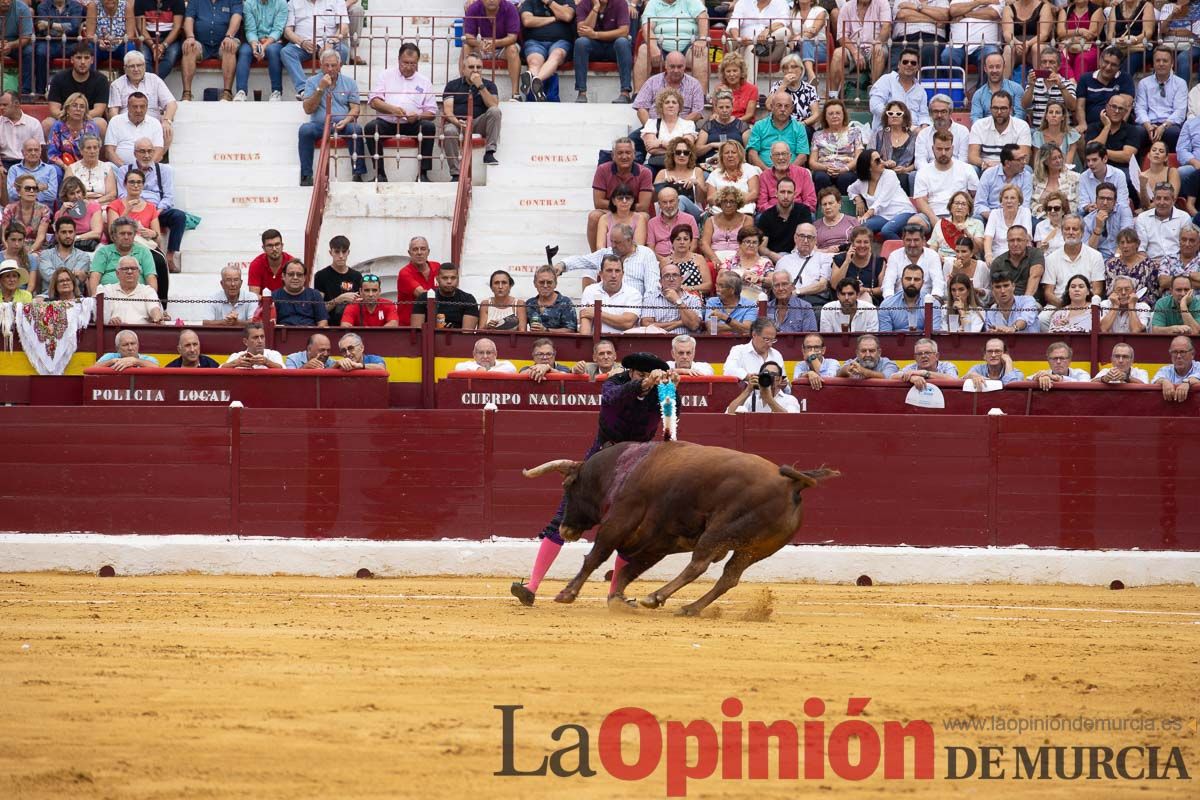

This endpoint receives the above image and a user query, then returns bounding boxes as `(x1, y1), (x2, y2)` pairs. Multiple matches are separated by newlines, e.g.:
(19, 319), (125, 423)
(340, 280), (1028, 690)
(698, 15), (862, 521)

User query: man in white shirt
(967, 90), (1031, 170)
(281, 0), (351, 94)
(579, 255), (642, 334)
(820, 277), (879, 332)
(912, 129), (979, 221)
(1040, 214), (1104, 325)
(776, 223), (833, 299)
(889, 0), (949, 70)
(222, 322), (285, 369)
(103, 93), (164, 166)
(98, 256), (164, 325)
(914, 94), (969, 168)
(942, 1), (1002, 73)
(881, 224), (942, 297)
(1135, 183), (1189, 261)
(1030, 341), (1092, 390)
(1093, 342), (1148, 384)
(205, 266), (259, 326)
(559, 223), (661, 297)
(724, 359), (801, 413)
(722, 317), (783, 379)
(667, 333), (715, 376)
(454, 338), (518, 372)
(1098, 276), (1151, 334)
(107, 51), (177, 148)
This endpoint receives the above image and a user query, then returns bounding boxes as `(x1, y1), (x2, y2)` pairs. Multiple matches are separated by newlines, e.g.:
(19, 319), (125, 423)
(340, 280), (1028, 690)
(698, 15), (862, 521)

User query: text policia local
(494, 699), (1190, 796)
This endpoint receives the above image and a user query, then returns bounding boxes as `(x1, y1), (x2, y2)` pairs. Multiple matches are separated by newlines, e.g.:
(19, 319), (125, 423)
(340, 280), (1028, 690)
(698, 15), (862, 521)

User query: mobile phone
(1033, 69), (1050, 79)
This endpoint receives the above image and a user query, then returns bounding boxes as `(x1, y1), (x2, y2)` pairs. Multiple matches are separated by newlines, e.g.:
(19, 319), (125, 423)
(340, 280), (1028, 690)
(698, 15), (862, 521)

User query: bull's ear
(560, 462), (584, 491)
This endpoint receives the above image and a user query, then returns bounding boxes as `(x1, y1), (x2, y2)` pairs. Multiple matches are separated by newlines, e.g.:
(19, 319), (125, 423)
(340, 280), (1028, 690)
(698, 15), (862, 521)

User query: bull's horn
(523, 459), (579, 478)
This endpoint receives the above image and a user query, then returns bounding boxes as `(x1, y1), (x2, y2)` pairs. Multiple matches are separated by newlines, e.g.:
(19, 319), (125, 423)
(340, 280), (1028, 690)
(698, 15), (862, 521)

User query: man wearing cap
(513, 351), (679, 607)
(0, 259), (32, 303)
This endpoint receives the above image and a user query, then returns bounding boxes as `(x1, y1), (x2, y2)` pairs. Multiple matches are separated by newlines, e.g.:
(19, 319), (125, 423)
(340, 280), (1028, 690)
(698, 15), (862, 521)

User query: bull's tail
(779, 465), (840, 490)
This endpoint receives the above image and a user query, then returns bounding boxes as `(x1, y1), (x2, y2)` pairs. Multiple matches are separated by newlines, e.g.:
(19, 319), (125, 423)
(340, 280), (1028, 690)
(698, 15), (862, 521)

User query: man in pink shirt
(645, 186), (699, 261)
(756, 140), (817, 213)
(365, 42), (438, 182)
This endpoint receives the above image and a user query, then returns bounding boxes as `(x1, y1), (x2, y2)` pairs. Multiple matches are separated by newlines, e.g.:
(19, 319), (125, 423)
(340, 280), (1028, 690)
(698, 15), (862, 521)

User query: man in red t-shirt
(247, 229), (296, 295)
(340, 274), (400, 326)
(394, 235), (440, 325)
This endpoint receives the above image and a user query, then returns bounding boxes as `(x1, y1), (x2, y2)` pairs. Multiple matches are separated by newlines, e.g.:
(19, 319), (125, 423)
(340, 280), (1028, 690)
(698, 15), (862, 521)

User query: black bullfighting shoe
(511, 582), (536, 606)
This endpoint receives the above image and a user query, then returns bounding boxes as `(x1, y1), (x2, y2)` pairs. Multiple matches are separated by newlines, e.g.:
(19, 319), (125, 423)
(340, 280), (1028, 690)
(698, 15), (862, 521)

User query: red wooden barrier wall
(1, 407), (1196, 550)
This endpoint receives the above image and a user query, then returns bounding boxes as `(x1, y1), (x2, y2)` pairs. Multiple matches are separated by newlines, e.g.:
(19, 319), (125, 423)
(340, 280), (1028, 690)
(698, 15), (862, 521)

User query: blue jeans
(863, 210), (916, 240)
(142, 40), (183, 78)
(939, 43), (1001, 71)
(1176, 45), (1200, 81)
(524, 39), (570, 61)
(282, 41), (349, 94)
(1123, 49), (1148, 77)
(298, 119), (365, 177)
(799, 38), (827, 67)
(573, 36), (632, 92)
(235, 41), (284, 93)
(158, 206), (187, 253)
(23, 40), (69, 94)
(1181, 164), (1200, 201)
(93, 41), (137, 72)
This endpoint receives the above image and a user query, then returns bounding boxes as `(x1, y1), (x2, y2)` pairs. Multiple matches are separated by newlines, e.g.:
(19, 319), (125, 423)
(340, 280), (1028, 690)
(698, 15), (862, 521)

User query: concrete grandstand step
(179, 186), (313, 212)
(468, 187), (595, 213)
(483, 164), (600, 188)
(496, 101), (639, 129)
(168, 162), (312, 187)
(465, 231), (591, 259)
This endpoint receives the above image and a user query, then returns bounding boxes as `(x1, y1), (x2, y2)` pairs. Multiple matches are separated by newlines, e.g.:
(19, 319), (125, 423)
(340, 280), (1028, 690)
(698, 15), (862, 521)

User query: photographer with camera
(725, 360), (801, 413)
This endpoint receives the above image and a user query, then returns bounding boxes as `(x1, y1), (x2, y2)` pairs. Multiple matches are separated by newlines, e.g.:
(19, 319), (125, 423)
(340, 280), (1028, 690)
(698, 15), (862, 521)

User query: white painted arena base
(1, 534), (1198, 587)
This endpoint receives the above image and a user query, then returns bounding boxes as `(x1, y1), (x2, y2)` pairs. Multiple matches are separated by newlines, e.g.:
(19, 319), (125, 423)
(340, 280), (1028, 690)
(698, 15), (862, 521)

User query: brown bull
(523, 441), (838, 616)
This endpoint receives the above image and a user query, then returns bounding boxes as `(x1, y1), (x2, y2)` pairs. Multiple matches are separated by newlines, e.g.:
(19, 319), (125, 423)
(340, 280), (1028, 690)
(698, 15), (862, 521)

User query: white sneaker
(269, 90), (282, 102)
(233, 90), (247, 102)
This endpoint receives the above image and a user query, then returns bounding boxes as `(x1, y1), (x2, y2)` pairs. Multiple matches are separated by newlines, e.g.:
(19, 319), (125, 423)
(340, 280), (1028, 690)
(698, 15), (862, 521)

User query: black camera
(756, 366), (779, 390)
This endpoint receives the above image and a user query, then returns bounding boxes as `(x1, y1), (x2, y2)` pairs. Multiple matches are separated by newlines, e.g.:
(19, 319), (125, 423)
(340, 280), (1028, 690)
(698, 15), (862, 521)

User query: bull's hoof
(553, 589), (577, 604)
(675, 605), (701, 617)
(639, 594), (662, 609)
(607, 595), (638, 613)
(510, 582), (535, 607)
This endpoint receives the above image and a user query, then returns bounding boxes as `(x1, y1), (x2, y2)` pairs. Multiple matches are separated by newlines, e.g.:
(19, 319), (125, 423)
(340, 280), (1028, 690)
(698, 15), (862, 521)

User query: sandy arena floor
(1, 573), (1197, 799)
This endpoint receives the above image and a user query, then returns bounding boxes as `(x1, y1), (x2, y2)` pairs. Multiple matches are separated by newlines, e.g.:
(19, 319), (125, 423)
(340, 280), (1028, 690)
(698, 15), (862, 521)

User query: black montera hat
(621, 352), (669, 372)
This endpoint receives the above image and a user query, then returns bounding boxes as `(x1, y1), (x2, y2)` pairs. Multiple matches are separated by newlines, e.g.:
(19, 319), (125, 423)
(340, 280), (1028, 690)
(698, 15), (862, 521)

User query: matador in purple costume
(511, 352), (677, 606)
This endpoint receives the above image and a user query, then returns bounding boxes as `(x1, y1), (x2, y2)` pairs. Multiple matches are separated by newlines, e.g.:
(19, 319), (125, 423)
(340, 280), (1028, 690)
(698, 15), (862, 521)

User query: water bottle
(707, 313), (718, 336)
(453, 18), (463, 48)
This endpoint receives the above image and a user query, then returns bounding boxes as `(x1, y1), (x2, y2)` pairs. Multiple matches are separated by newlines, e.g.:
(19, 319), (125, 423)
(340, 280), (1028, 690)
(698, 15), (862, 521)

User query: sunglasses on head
(361, 274), (380, 284)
